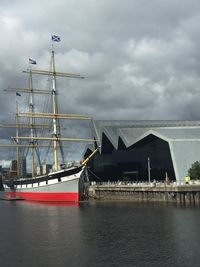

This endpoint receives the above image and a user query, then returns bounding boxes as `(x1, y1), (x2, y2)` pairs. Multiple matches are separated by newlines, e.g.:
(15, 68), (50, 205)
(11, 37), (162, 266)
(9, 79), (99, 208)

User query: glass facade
(88, 134), (175, 182)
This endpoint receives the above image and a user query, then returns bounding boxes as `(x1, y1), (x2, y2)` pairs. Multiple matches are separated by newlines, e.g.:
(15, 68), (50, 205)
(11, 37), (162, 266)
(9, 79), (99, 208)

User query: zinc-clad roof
(93, 120), (200, 149)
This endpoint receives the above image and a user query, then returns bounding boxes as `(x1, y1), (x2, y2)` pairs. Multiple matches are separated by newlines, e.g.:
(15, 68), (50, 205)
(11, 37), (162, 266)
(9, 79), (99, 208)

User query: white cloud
(0, 160), (11, 168)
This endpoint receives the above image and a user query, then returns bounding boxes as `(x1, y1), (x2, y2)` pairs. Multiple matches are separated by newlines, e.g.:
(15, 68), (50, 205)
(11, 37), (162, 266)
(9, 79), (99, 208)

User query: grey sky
(1, 0), (200, 165)
(1, 0), (200, 119)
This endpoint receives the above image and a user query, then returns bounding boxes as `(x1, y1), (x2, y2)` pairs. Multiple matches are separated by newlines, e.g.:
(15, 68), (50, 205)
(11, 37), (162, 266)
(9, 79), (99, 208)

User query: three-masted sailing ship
(1, 41), (98, 202)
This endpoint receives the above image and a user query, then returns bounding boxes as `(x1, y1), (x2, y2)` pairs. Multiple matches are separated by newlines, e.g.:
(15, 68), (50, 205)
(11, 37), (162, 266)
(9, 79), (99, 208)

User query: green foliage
(188, 161), (200, 180)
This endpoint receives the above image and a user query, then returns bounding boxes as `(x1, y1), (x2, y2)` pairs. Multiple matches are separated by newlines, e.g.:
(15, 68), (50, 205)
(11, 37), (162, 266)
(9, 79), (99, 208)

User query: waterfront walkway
(88, 180), (200, 204)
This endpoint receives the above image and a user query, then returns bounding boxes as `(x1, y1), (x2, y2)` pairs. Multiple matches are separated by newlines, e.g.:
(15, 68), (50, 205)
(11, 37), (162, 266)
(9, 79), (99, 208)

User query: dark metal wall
(87, 134), (175, 182)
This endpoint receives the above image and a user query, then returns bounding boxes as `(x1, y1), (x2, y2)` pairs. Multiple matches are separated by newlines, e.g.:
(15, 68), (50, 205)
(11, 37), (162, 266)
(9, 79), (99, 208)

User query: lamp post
(148, 157), (151, 184)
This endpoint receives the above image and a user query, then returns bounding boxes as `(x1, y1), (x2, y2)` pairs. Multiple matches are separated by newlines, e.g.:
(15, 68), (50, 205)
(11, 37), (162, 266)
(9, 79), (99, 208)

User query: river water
(0, 200), (199, 267)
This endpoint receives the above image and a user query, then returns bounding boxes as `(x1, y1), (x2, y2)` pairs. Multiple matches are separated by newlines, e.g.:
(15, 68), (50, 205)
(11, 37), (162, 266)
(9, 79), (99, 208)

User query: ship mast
(16, 100), (20, 177)
(51, 50), (59, 171)
(27, 67), (43, 176)
(29, 68), (35, 176)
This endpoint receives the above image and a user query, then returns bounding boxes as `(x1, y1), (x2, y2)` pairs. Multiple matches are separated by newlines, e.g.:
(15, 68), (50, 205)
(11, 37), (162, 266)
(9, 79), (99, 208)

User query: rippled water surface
(0, 200), (199, 267)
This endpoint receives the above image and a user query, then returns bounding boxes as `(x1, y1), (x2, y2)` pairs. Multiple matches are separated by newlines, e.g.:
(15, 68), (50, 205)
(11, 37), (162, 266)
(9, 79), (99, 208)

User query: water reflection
(22, 200), (79, 207)
(0, 201), (199, 267)
(171, 206), (200, 266)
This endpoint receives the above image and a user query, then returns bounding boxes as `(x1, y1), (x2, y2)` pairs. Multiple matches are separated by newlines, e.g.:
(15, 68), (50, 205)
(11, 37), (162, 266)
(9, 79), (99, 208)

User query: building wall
(170, 141), (200, 182)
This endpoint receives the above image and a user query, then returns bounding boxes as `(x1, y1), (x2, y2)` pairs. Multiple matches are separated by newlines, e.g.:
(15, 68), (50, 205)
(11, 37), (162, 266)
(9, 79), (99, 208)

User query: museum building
(85, 120), (200, 183)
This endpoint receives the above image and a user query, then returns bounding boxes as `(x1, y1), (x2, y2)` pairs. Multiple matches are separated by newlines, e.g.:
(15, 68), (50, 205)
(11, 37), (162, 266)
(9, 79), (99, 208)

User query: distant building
(85, 120), (200, 183)
(9, 158), (27, 178)
(11, 160), (17, 171)
(18, 158), (27, 177)
(9, 159), (17, 177)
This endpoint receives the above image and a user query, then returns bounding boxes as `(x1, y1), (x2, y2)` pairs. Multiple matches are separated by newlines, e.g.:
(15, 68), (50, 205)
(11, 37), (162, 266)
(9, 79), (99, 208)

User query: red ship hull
(5, 191), (79, 202)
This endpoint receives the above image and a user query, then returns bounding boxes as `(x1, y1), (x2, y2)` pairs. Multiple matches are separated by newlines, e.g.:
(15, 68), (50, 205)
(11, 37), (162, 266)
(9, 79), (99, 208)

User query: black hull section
(4, 166), (82, 188)
(0, 177), (4, 191)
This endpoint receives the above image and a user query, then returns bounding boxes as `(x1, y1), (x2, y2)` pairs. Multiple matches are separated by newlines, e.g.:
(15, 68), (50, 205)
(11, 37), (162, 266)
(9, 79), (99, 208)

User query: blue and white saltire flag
(16, 92), (21, 96)
(52, 35), (61, 42)
(29, 58), (37, 64)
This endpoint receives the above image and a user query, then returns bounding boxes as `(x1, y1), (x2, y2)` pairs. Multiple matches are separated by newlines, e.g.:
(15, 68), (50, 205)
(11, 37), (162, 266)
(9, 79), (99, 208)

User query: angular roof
(93, 120), (200, 150)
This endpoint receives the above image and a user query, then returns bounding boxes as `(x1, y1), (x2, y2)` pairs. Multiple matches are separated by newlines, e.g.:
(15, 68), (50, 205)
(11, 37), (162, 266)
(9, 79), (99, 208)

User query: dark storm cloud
(1, 0), (200, 163)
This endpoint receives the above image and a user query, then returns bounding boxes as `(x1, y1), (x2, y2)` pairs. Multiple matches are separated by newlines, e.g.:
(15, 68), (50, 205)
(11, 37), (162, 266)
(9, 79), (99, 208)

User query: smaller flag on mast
(52, 35), (61, 42)
(29, 58), (37, 65)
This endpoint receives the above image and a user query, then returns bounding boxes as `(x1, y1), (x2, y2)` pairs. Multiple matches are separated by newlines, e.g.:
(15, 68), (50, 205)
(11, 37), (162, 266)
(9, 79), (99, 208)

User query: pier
(88, 181), (200, 204)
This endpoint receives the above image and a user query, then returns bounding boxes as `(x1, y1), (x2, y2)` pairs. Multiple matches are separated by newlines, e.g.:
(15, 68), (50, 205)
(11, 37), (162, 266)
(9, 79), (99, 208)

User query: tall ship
(1, 37), (98, 202)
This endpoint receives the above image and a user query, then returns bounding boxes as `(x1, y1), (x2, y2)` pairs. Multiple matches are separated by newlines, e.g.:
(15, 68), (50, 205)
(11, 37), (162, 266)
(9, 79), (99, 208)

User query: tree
(188, 161), (200, 180)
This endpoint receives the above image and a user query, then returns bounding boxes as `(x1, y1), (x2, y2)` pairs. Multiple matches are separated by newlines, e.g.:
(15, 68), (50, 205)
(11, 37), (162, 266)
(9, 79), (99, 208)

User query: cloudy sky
(1, 0), (200, 165)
